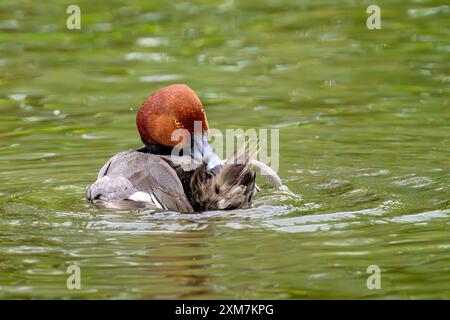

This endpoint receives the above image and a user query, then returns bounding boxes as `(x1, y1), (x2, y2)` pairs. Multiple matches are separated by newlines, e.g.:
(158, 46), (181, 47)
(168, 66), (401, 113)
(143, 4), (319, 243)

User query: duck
(85, 84), (284, 212)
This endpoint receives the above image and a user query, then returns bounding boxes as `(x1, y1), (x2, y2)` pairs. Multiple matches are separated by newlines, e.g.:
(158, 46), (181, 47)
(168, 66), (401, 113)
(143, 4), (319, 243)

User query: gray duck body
(85, 148), (257, 212)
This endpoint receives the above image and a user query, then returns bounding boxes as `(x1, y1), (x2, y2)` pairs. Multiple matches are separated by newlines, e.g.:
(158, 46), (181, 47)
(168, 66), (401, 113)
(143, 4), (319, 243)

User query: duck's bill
(191, 133), (222, 171)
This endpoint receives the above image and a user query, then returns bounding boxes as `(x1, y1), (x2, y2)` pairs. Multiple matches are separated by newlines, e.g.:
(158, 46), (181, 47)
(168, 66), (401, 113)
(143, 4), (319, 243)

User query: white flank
(129, 192), (152, 202)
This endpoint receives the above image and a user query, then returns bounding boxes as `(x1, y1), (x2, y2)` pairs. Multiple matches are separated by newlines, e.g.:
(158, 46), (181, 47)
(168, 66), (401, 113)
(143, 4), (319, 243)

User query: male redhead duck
(86, 84), (284, 212)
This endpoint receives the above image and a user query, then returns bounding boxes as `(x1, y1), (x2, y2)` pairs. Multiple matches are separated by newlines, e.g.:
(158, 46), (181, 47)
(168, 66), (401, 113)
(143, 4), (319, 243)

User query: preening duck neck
(138, 141), (194, 158)
(138, 142), (175, 155)
(138, 137), (222, 171)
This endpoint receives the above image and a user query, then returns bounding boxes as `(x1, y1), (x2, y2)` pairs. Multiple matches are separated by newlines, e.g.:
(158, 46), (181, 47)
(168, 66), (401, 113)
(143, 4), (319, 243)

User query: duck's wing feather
(190, 150), (257, 211)
(86, 151), (194, 212)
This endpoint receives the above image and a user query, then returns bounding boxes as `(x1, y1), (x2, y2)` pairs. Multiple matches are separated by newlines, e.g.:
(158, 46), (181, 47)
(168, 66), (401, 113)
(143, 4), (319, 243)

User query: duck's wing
(190, 151), (257, 211)
(86, 151), (194, 212)
(250, 159), (287, 190)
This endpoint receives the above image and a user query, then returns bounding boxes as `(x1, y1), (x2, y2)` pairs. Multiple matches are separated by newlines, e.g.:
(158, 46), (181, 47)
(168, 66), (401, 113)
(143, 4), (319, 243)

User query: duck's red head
(136, 84), (209, 147)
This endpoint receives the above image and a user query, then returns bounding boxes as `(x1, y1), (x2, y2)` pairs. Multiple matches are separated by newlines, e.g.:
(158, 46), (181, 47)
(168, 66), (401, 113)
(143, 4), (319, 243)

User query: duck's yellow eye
(174, 120), (182, 128)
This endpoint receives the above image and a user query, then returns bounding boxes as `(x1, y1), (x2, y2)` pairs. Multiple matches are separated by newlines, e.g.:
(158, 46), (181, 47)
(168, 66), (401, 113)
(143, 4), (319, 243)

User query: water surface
(0, 0), (449, 299)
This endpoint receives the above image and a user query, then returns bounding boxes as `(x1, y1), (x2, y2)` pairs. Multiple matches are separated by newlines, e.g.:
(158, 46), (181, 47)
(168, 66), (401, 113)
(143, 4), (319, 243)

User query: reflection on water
(0, 0), (449, 299)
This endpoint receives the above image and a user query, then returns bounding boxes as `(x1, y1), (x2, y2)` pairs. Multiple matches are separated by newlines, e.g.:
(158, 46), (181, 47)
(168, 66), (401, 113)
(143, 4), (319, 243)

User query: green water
(0, 0), (449, 299)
